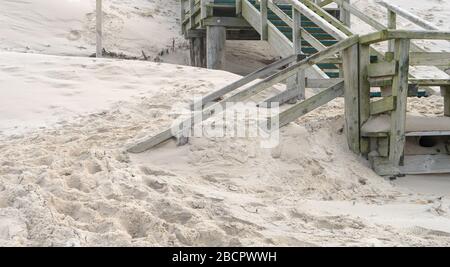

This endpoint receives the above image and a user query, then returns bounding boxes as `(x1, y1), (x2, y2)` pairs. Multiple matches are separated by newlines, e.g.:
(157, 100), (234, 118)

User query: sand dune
(1, 0), (450, 247)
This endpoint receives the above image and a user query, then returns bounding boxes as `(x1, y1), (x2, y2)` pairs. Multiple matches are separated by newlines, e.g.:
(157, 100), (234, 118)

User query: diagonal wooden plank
(127, 36), (359, 153)
(273, 80), (345, 128)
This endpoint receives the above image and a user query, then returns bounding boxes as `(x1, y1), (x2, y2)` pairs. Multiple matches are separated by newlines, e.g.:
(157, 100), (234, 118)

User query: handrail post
(96, 0), (102, 58)
(260, 0), (268, 40)
(342, 42), (360, 154)
(442, 86), (450, 117)
(189, 0), (195, 29)
(389, 38), (410, 167)
(292, 7), (306, 100)
(387, 10), (396, 52)
(339, 0), (351, 27)
(359, 43), (371, 155)
(236, 0), (242, 16)
(181, 0), (185, 23)
(201, 0), (211, 19)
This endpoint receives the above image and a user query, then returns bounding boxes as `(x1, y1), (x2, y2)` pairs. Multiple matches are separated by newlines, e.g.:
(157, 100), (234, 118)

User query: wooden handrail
(127, 35), (359, 153)
(360, 29), (450, 45)
(290, 0), (348, 40)
(332, 0), (385, 30)
(377, 1), (439, 31)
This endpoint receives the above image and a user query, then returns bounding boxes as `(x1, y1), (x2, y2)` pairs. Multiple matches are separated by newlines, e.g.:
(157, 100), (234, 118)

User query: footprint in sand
(143, 177), (168, 193)
(67, 30), (82, 41)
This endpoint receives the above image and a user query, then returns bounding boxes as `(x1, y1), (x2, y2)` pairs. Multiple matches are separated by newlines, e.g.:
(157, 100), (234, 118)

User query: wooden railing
(127, 35), (358, 153)
(320, 0), (449, 74)
(358, 30), (450, 170)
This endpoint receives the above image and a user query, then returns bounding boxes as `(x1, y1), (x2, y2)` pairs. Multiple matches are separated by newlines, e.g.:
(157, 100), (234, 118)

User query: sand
(1, 0), (450, 247)
(1, 52), (450, 246)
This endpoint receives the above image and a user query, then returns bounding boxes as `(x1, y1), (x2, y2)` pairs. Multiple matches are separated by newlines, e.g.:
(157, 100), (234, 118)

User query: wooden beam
(409, 52), (450, 67)
(306, 78), (344, 88)
(288, 7), (306, 101)
(260, 0), (268, 40)
(206, 25), (226, 69)
(339, 0), (350, 27)
(387, 10), (396, 52)
(292, 0), (348, 40)
(236, 0), (242, 15)
(203, 17), (250, 27)
(318, 0), (334, 7)
(373, 155), (450, 175)
(333, 0), (386, 30)
(201, 0), (211, 19)
(300, 0), (353, 37)
(274, 81), (345, 128)
(127, 36), (359, 153)
(408, 79), (450, 86)
(267, 23), (293, 57)
(359, 43), (372, 155)
(190, 55), (297, 109)
(378, 1), (439, 31)
(96, 0), (102, 58)
(342, 43), (360, 153)
(389, 38), (410, 167)
(267, 1), (327, 52)
(181, 0), (186, 33)
(241, 0), (262, 34)
(370, 96), (396, 115)
(442, 86), (450, 117)
(367, 61), (397, 78)
(189, 0), (196, 29)
(360, 30), (450, 45)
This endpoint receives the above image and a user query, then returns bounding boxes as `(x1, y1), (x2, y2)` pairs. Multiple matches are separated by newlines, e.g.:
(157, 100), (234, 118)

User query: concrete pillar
(206, 25), (226, 70)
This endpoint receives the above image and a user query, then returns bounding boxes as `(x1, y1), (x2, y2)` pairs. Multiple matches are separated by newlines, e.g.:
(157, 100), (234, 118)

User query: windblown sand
(1, 0), (450, 247)
(1, 52), (450, 246)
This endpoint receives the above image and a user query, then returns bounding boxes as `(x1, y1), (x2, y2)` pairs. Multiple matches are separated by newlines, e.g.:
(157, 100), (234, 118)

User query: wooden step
(361, 114), (450, 137)
(371, 154), (450, 175)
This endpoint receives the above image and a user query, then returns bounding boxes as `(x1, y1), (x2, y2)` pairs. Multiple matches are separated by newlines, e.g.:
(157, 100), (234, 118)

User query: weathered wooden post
(442, 86), (450, 117)
(188, 30), (206, 67)
(260, 0), (268, 40)
(389, 38), (410, 166)
(180, 0), (186, 34)
(201, 0), (212, 19)
(96, 0), (103, 58)
(285, 7), (305, 102)
(189, 0), (195, 29)
(387, 10), (397, 52)
(342, 42), (360, 154)
(340, 0), (351, 27)
(206, 26), (226, 69)
(236, 0), (242, 16)
(359, 43), (371, 155)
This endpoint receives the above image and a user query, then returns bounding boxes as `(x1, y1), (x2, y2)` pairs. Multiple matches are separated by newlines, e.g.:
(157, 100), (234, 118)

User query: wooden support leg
(284, 8), (305, 104)
(340, 0), (351, 27)
(260, 0), (268, 40)
(189, 38), (195, 66)
(359, 44), (371, 155)
(442, 86), (450, 117)
(342, 43), (360, 154)
(206, 26), (226, 70)
(389, 39), (410, 166)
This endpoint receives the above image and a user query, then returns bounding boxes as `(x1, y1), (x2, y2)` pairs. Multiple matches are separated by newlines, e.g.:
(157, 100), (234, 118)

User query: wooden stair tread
(361, 114), (450, 137)
(372, 154), (450, 175)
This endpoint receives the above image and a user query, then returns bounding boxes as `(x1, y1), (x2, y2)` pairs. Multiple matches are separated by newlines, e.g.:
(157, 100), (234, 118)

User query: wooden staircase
(166, 0), (450, 176)
(247, 0), (340, 78)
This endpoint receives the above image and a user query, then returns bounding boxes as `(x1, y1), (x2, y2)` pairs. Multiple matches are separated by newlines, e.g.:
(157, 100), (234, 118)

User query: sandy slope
(0, 0), (182, 58)
(1, 52), (450, 246)
(1, 0), (450, 247)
